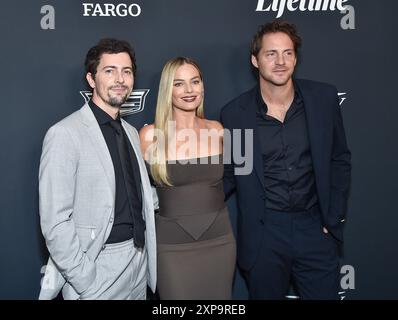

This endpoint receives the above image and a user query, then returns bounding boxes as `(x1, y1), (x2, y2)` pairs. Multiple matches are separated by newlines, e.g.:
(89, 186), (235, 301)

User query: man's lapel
(294, 80), (326, 181)
(239, 90), (265, 190)
(121, 119), (146, 197)
(122, 120), (153, 213)
(79, 103), (116, 201)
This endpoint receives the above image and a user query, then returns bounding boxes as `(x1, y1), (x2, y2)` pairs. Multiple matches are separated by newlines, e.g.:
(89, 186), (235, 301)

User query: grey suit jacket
(38, 103), (157, 300)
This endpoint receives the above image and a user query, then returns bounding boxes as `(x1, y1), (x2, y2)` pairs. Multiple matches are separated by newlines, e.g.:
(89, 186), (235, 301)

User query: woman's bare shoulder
(203, 119), (224, 131)
(139, 123), (155, 141)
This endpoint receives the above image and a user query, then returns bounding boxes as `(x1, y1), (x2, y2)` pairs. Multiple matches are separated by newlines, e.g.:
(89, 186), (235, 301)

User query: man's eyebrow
(265, 49), (294, 52)
(101, 66), (133, 70)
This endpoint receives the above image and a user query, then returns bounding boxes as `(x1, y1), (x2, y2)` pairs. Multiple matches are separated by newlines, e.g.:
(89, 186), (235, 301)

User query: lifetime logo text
(256, 0), (349, 18)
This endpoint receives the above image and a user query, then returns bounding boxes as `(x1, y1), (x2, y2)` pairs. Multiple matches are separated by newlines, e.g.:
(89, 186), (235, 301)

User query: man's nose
(115, 70), (125, 83)
(275, 53), (285, 65)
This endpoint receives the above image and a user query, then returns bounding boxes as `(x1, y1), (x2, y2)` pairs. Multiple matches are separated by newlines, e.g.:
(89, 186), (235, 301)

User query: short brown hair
(251, 20), (302, 57)
(85, 38), (137, 77)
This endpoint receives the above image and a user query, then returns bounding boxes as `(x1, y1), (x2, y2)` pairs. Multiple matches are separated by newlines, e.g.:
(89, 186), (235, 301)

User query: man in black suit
(221, 20), (351, 299)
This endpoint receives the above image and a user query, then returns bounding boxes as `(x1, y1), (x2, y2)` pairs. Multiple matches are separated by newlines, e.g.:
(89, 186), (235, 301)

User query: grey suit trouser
(62, 238), (147, 300)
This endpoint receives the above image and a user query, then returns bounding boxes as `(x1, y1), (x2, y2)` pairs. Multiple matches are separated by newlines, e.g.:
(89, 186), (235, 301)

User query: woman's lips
(181, 96), (197, 102)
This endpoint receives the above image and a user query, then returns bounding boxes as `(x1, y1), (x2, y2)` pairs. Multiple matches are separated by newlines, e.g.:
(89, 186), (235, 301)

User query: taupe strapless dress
(154, 154), (236, 300)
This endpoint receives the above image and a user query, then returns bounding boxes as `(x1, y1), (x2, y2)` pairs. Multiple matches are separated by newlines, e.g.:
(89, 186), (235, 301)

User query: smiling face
(171, 63), (204, 113)
(251, 32), (297, 87)
(86, 52), (134, 110)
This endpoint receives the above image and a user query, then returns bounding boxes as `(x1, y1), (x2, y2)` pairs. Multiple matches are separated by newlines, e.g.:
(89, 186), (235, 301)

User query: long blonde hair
(150, 57), (204, 186)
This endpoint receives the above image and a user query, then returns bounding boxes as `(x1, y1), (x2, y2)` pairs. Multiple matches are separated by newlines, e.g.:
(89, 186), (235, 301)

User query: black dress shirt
(89, 101), (142, 243)
(256, 87), (318, 212)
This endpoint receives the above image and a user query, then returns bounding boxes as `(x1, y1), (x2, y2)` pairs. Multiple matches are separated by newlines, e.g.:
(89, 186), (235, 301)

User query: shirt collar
(256, 84), (303, 116)
(89, 100), (120, 125)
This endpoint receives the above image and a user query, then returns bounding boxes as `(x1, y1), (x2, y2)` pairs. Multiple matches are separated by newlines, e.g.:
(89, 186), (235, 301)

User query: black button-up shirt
(256, 87), (318, 212)
(89, 101), (141, 243)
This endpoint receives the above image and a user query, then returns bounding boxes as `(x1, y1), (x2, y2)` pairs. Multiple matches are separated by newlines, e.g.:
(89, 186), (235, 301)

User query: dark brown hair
(85, 38), (136, 77)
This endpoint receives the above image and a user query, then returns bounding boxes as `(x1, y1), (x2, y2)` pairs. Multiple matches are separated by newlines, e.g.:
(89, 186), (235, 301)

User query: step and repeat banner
(1, 0), (397, 299)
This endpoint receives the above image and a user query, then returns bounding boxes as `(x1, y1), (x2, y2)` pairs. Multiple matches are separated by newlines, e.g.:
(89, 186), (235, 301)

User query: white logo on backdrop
(255, 0), (350, 18)
(338, 92), (347, 106)
(255, 0), (355, 29)
(80, 89), (149, 117)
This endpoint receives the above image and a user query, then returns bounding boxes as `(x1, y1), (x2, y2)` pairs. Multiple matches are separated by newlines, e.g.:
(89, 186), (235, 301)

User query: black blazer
(220, 79), (351, 271)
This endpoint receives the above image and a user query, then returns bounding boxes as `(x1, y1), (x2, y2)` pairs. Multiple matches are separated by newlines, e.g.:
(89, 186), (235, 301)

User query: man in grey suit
(38, 38), (156, 300)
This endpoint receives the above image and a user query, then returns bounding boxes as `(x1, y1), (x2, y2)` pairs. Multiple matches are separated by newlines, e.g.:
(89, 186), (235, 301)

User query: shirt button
(288, 167), (293, 171)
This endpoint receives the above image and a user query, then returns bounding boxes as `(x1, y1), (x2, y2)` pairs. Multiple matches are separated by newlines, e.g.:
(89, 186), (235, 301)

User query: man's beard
(107, 86), (130, 107)
(107, 94), (128, 107)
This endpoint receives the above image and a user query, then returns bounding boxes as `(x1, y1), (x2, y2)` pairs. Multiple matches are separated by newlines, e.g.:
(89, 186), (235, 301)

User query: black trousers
(244, 206), (341, 300)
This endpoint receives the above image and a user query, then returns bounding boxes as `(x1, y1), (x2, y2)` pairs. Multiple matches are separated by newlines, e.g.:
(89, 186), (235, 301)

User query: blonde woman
(139, 57), (236, 299)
